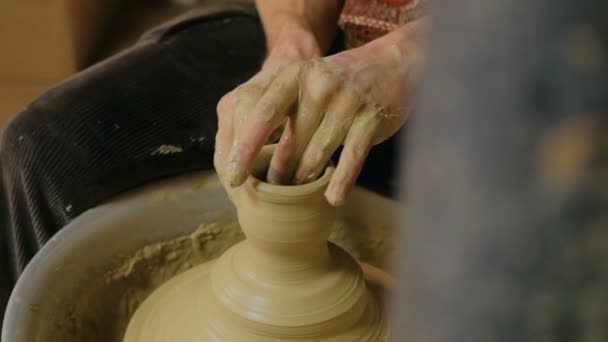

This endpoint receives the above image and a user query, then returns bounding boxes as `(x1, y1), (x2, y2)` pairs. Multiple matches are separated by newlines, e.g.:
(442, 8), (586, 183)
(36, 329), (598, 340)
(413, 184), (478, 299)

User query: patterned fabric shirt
(339, 0), (425, 48)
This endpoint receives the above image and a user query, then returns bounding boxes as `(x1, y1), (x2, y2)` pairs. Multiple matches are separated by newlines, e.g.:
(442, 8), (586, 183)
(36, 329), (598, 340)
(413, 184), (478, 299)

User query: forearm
(358, 18), (428, 71)
(255, 0), (343, 68)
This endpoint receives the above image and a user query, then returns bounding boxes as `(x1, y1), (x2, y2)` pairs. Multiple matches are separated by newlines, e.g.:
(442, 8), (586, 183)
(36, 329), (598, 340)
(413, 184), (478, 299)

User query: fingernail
(225, 142), (247, 186)
(325, 188), (345, 207)
(294, 170), (316, 185)
(325, 177), (347, 206)
(293, 170), (305, 184)
(266, 168), (280, 184)
(226, 160), (247, 187)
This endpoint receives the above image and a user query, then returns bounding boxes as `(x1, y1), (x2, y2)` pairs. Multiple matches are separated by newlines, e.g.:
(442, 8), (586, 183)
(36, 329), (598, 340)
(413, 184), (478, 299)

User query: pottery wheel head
(124, 144), (390, 342)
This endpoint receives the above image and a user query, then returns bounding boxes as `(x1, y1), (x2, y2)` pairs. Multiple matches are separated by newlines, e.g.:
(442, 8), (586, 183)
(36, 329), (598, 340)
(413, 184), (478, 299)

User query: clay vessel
(124, 145), (389, 341)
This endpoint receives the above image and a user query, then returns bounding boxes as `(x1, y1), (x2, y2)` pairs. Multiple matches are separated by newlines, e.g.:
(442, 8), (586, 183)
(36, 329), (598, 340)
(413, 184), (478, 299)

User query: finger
(231, 83), (266, 133)
(214, 83), (263, 172)
(294, 88), (362, 184)
(226, 63), (302, 187)
(214, 94), (238, 202)
(359, 262), (397, 289)
(267, 68), (338, 184)
(214, 93), (236, 174)
(266, 118), (297, 184)
(215, 78), (268, 184)
(325, 105), (381, 206)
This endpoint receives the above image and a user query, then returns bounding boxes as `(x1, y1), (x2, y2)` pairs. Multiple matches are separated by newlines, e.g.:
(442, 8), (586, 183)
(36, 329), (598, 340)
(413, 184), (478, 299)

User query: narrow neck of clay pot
(233, 165), (336, 274)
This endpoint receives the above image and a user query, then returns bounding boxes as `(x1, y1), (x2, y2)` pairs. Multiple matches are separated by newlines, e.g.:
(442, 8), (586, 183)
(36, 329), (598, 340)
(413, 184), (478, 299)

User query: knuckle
(308, 67), (334, 85)
(216, 92), (235, 116)
(304, 71), (337, 100)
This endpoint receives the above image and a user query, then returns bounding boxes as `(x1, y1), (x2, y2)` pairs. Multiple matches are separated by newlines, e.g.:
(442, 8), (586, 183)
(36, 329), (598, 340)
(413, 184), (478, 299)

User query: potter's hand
(216, 21), (425, 206)
(213, 9), (327, 196)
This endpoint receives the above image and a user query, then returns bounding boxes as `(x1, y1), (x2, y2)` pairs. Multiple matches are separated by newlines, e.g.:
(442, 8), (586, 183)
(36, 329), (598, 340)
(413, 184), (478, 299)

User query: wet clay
(39, 213), (390, 342)
(33, 172), (393, 341)
(46, 220), (244, 342)
(124, 147), (390, 341)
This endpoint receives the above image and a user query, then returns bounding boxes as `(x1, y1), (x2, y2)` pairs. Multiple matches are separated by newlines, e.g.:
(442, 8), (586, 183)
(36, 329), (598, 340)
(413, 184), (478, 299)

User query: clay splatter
(151, 145), (183, 156)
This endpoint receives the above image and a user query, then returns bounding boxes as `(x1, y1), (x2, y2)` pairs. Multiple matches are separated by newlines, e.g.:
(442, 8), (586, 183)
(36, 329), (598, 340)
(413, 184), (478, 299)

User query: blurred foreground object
(396, 0), (608, 341)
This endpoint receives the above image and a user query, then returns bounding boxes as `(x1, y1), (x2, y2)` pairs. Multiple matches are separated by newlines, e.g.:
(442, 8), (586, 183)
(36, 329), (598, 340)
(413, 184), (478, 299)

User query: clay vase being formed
(124, 146), (389, 341)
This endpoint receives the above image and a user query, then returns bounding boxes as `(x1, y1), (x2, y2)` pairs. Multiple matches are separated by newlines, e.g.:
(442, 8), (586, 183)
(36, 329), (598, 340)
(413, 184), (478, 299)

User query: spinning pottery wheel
(3, 147), (397, 342)
(124, 145), (390, 341)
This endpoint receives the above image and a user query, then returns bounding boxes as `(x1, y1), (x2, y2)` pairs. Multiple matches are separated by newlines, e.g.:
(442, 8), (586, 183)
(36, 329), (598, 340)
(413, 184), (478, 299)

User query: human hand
(215, 21), (424, 206)
(213, 16), (322, 194)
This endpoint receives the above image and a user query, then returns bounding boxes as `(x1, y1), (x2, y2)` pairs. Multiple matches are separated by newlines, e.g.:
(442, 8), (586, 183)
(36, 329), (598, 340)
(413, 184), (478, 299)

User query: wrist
(262, 15), (322, 70)
(352, 19), (426, 71)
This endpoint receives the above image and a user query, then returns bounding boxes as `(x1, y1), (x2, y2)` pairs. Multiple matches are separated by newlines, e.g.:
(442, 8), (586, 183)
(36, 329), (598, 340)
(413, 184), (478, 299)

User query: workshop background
(0, 0), (206, 127)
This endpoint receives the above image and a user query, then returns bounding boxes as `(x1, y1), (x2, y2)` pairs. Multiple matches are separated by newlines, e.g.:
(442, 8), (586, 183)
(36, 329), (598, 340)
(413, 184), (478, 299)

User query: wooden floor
(0, 0), (203, 128)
